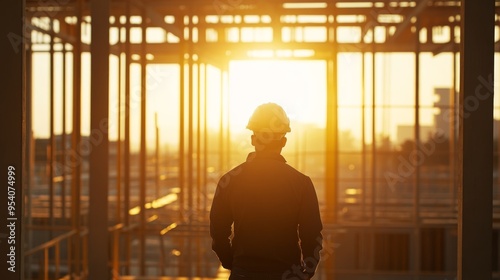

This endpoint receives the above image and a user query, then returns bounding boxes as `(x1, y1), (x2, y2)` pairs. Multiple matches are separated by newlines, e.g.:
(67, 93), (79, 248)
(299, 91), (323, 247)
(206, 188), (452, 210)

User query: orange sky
(30, 52), (500, 150)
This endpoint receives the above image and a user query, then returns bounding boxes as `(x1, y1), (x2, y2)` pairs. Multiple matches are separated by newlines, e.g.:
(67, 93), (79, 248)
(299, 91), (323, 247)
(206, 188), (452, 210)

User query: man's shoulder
(281, 162), (310, 180)
(219, 162), (248, 182)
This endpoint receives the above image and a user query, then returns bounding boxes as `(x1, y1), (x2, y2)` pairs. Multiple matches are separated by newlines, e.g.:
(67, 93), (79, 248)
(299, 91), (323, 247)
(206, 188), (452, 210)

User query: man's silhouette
(210, 103), (323, 280)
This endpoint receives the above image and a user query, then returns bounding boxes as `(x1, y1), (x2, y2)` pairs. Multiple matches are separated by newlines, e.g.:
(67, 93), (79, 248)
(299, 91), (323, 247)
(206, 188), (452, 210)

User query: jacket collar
(246, 151), (286, 163)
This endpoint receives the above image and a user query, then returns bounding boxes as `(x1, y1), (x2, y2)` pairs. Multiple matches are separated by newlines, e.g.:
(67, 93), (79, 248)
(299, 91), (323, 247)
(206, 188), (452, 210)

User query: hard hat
(246, 103), (291, 133)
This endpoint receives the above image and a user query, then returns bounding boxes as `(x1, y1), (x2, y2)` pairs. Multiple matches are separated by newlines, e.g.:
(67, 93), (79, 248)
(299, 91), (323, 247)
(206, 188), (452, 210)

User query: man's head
(246, 103), (291, 152)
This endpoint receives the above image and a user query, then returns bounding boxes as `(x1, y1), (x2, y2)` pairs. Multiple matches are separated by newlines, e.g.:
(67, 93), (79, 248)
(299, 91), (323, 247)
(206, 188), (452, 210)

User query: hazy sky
(28, 15), (500, 152)
(30, 51), (500, 150)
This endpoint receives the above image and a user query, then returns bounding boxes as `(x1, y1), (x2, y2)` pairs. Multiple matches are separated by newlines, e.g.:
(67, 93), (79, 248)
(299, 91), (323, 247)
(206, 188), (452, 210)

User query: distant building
(434, 87), (455, 139)
(396, 87), (455, 144)
(432, 87), (500, 140)
(397, 125), (433, 144)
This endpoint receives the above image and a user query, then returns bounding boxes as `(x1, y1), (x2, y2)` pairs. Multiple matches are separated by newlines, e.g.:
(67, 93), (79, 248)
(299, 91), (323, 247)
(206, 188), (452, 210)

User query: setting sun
(228, 60), (326, 133)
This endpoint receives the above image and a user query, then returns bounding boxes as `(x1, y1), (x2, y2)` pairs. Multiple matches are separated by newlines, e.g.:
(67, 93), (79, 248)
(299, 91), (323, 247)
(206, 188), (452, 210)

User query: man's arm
(209, 176), (233, 269)
(298, 176), (323, 278)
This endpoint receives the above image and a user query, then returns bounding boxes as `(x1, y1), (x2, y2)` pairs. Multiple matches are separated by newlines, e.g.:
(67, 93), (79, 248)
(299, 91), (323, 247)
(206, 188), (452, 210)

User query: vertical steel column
(26, 23), (34, 275)
(155, 113), (160, 199)
(219, 67), (224, 173)
(0, 1), (24, 279)
(224, 66), (230, 167)
(369, 26), (377, 276)
(451, 49), (457, 213)
(370, 28), (376, 226)
(123, 0), (132, 274)
(139, 6), (147, 276)
(325, 29), (338, 224)
(49, 19), (55, 237)
(301, 128), (306, 172)
(113, 27), (123, 277)
(361, 52), (367, 216)
(203, 64), (208, 216)
(272, 10), (281, 44)
(203, 63), (210, 272)
(195, 60), (203, 279)
(325, 58), (337, 223)
(177, 13), (188, 276)
(71, 0), (83, 274)
(187, 14), (195, 277)
(325, 58), (334, 279)
(458, 0), (494, 279)
(188, 16), (194, 225)
(413, 19), (421, 279)
(325, 19), (338, 280)
(88, 0), (110, 278)
(179, 14), (186, 221)
(197, 63), (202, 216)
(61, 42), (67, 221)
(117, 25), (122, 224)
(295, 126), (300, 169)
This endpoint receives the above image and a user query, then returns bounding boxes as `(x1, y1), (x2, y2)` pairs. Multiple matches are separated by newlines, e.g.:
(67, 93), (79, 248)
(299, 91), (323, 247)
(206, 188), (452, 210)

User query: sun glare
(228, 60), (327, 135)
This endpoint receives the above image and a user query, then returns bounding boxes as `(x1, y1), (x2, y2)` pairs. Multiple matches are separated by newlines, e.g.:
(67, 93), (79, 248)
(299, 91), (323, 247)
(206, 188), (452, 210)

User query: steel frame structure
(2, 0), (496, 279)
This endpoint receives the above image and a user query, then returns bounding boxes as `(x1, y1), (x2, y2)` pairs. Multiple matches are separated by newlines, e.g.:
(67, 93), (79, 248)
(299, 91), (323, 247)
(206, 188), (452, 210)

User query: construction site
(0, 0), (497, 279)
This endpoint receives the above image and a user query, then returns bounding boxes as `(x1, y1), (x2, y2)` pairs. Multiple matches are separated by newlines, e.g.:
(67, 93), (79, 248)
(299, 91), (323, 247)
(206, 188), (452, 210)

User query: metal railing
(109, 215), (160, 279)
(158, 222), (179, 275)
(25, 228), (88, 280)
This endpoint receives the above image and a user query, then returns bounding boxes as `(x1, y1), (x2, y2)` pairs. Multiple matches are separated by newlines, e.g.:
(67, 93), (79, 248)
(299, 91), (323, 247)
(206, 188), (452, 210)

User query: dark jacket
(210, 151), (323, 278)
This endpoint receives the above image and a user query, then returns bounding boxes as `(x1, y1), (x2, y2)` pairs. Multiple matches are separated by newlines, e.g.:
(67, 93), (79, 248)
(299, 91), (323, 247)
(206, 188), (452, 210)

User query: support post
(179, 14), (186, 221)
(224, 65), (230, 168)
(116, 24), (123, 224)
(187, 14), (194, 277)
(370, 33), (376, 227)
(139, 6), (148, 276)
(88, 0), (110, 278)
(361, 51), (367, 218)
(325, 24), (338, 280)
(47, 19), (57, 236)
(0, 1), (25, 279)
(219, 67), (225, 173)
(177, 14), (187, 276)
(188, 17), (194, 226)
(458, 0), (494, 279)
(451, 50), (458, 214)
(413, 19), (421, 279)
(71, 0), (83, 275)
(26, 20), (34, 277)
(156, 113), (160, 199)
(49, 19), (55, 238)
(61, 42), (67, 221)
(369, 28), (377, 277)
(197, 63), (202, 217)
(123, 0), (132, 274)
(325, 53), (338, 223)
(203, 64), (208, 217)
(221, 65), (231, 170)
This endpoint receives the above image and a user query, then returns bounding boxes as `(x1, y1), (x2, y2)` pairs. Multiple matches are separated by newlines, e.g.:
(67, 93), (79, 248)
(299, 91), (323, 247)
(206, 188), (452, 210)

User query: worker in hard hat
(210, 103), (323, 280)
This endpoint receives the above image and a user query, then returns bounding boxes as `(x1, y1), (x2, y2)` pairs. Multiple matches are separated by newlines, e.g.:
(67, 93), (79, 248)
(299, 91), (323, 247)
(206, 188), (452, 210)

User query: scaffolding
(0, 0), (497, 279)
